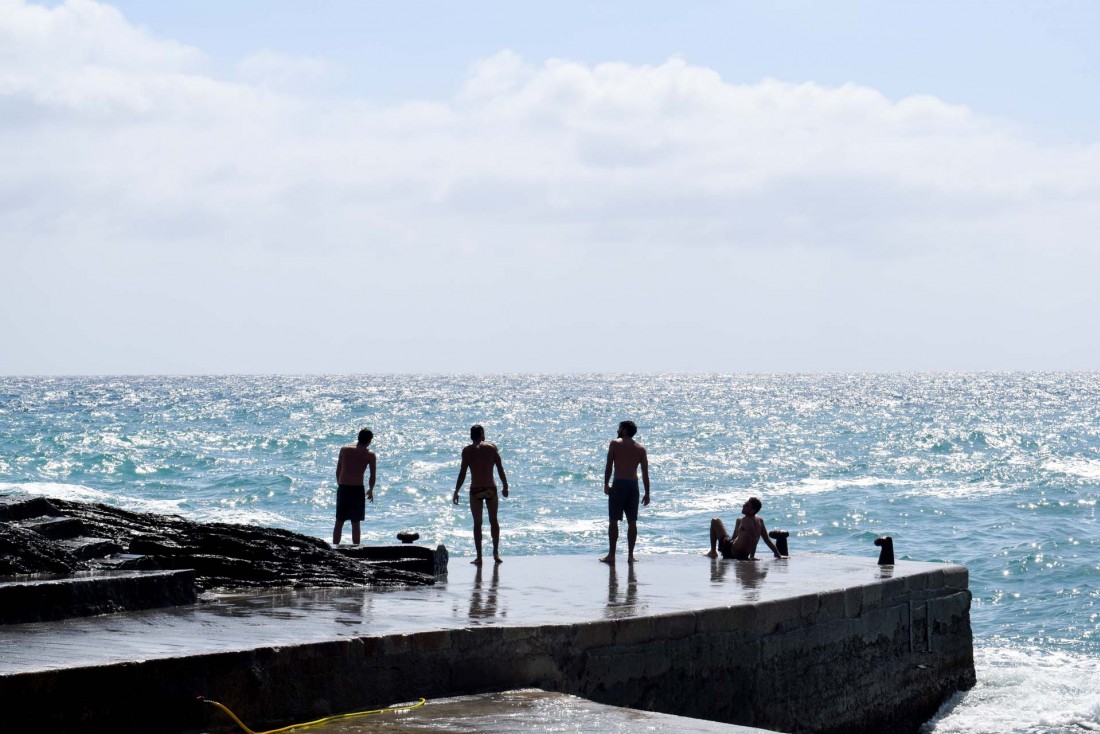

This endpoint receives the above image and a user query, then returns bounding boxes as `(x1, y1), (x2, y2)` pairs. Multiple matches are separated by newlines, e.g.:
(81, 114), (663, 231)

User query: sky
(2, 0), (1098, 374)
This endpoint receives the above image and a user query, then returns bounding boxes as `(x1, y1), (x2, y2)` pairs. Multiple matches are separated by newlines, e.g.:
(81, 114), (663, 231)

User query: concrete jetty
(0, 553), (974, 733)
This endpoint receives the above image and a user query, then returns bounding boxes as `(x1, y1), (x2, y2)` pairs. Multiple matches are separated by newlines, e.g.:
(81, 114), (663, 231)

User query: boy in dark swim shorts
(600, 420), (650, 564)
(717, 531), (748, 560)
(707, 497), (784, 560)
(333, 429), (376, 545)
(336, 484), (366, 522)
(608, 478), (640, 525)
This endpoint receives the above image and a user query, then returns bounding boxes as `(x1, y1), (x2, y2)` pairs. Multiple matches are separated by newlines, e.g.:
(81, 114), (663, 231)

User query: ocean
(1, 373), (1097, 733)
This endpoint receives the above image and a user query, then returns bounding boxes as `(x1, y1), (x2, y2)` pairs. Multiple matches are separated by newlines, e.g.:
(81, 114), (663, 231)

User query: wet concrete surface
(0, 552), (949, 676)
(216, 689), (774, 733)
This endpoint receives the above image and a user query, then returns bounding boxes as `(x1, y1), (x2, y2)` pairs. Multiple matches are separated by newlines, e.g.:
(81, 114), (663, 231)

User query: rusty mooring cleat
(768, 530), (789, 557)
(396, 530), (420, 544)
(874, 536), (894, 565)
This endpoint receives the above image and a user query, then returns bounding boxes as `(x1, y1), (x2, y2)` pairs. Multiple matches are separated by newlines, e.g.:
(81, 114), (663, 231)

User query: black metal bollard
(396, 529), (420, 544)
(768, 530), (789, 557)
(874, 536), (894, 565)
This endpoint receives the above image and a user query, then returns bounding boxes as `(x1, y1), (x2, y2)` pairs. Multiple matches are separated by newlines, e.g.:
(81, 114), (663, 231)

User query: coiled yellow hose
(200, 696), (427, 734)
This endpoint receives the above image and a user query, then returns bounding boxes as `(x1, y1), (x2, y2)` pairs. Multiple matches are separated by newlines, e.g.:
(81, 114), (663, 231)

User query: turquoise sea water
(1, 373), (1098, 733)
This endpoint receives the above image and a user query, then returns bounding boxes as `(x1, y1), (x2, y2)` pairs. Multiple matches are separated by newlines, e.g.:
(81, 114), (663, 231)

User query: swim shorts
(718, 534), (749, 560)
(608, 479), (640, 523)
(471, 486), (498, 502)
(336, 484), (366, 522)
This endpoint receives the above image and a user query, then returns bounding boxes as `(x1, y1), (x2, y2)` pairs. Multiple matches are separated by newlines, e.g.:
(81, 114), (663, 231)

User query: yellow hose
(200, 696), (426, 734)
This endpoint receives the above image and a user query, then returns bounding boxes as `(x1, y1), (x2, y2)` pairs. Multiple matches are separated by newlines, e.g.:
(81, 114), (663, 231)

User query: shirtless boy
(333, 429), (376, 545)
(453, 425), (510, 565)
(601, 420), (650, 564)
(706, 497), (784, 560)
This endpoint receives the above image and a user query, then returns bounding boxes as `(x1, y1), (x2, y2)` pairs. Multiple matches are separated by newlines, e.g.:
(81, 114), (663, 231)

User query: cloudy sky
(2, 0), (1098, 374)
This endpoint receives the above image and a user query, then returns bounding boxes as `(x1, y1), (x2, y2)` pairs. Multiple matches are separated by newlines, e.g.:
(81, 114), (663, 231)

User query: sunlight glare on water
(1, 372), (1098, 733)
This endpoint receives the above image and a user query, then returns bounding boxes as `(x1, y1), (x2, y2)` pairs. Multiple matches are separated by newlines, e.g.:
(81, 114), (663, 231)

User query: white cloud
(0, 0), (203, 73)
(1, 0), (1098, 373)
(461, 49), (533, 101)
(236, 50), (338, 93)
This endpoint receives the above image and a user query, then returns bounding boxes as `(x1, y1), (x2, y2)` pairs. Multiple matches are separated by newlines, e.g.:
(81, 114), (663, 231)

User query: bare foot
(494, 555), (503, 564)
(471, 557), (483, 566)
(627, 555), (637, 564)
(705, 550), (718, 558)
(599, 555), (615, 564)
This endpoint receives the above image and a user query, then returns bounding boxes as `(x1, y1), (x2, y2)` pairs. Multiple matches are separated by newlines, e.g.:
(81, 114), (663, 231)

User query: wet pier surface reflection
(0, 553), (948, 675)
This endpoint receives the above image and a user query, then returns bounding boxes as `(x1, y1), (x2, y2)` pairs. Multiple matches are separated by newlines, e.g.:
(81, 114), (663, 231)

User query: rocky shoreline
(0, 494), (442, 623)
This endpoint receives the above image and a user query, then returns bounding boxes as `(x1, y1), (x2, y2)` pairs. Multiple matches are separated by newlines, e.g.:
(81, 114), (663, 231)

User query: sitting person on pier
(707, 497), (784, 560)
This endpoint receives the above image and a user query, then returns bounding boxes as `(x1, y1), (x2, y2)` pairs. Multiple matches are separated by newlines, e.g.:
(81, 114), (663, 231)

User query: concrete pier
(0, 553), (974, 733)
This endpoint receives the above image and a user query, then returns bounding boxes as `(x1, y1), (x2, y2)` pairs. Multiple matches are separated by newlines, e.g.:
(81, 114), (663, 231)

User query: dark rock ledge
(0, 494), (443, 623)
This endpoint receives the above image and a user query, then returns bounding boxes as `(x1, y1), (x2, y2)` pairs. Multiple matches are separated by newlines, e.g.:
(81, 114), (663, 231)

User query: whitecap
(0, 481), (185, 515)
(654, 493), (747, 516)
(899, 483), (1022, 500)
(1, 481), (116, 504)
(922, 645), (1100, 733)
(523, 518), (604, 535)
(131, 498), (187, 514)
(1044, 459), (1100, 481)
(189, 507), (290, 526)
(766, 477), (919, 497)
(404, 460), (453, 479)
